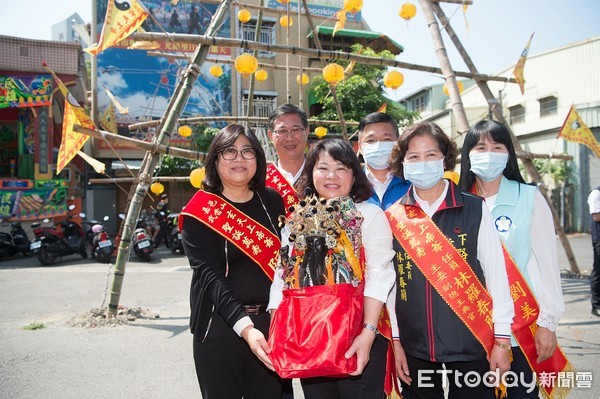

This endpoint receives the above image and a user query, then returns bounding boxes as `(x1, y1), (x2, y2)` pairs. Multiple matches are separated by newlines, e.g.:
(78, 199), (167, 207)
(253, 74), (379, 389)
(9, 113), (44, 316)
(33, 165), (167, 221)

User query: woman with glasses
(180, 124), (285, 399)
(267, 139), (395, 399)
(386, 122), (514, 399)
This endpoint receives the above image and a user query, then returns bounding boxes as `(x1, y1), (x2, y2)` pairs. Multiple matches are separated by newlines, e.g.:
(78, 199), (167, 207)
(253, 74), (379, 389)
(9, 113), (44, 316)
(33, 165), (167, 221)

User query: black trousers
(505, 346), (539, 398)
(401, 355), (494, 399)
(193, 312), (282, 399)
(300, 334), (388, 399)
(592, 239), (600, 309)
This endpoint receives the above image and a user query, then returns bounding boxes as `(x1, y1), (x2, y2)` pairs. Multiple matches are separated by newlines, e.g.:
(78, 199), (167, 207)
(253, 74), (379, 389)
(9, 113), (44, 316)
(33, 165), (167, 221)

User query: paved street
(0, 235), (598, 398)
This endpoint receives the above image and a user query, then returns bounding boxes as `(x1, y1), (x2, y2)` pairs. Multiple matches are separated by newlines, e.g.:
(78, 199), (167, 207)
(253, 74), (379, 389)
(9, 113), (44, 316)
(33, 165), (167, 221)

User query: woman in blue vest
(459, 119), (565, 398)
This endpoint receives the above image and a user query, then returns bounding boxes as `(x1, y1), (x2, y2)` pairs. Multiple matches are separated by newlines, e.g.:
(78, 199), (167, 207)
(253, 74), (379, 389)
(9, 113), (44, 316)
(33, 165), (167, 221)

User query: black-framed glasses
(220, 147), (257, 160)
(272, 127), (305, 138)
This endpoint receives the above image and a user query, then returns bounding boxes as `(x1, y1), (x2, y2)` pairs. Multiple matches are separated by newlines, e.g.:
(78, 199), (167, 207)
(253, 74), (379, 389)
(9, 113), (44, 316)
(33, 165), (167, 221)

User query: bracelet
(363, 323), (379, 335)
(494, 341), (511, 350)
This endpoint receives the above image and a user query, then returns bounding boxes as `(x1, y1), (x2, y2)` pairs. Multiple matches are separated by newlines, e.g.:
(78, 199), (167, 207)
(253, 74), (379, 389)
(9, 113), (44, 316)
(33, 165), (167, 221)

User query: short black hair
(161, 194), (168, 199)
(390, 121), (457, 179)
(458, 119), (525, 191)
(358, 112), (399, 138)
(203, 124), (267, 193)
(268, 103), (308, 131)
(296, 139), (372, 203)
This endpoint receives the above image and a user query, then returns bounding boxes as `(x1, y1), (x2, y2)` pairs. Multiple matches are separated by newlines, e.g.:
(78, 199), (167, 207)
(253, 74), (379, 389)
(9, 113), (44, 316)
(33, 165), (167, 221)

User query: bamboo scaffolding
(430, 1), (579, 274)
(130, 32), (517, 84)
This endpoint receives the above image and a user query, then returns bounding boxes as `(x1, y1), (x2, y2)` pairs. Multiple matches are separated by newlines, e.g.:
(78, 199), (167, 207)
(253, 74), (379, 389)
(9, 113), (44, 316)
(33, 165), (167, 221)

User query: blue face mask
(469, 152), (509, 182)
(403, 158), (445, 189)
(361, 141), (396, 170)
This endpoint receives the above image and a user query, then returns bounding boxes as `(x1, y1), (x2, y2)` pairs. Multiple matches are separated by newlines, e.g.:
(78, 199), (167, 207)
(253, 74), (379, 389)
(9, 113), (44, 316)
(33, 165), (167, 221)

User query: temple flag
(558, 105), (600, 157)
(85, 0), (149, 55)
(513, 32), (534, 95)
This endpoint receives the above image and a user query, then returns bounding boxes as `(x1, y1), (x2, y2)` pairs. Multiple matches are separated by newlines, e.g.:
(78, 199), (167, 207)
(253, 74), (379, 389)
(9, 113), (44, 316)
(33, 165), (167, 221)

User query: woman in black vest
(388, 122), (514, 399)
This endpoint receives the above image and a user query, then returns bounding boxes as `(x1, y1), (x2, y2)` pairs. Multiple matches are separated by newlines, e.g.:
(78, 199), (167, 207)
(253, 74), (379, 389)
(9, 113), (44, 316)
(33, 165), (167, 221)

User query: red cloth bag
(268, 283), (364, 379)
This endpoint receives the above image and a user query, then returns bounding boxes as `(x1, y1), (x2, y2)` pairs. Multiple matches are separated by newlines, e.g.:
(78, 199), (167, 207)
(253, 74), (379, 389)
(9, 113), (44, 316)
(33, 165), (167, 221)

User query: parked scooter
(30, 205), (87, 266)
(90, 216), (113, 263)
(0, 222), (17, 260)
(165, 213), (184, 254)
(11, 221), (33, 257)
(118, 214), (153, 262)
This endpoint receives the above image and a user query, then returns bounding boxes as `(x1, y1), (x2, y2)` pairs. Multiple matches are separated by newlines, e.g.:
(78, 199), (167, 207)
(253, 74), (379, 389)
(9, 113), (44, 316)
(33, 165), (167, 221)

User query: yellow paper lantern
(190, 167), (205, 189)
(150, 182), (164, 195)
(277, 0), (290, 3)
(399, 3), (417, 21)
(209, 65), (223, 78)
(343, 0), (363, 14)
(443, 81), (464, 96)
(383, 70), (404, 89)
(322, 63), (345, 85)
(237, 9), (251, 23)
(254, 69), (268, 81)
(178, 125), (192, 137)
(314, 126), (327, 138)
(234, 53), (258, 76)
(280, 15), (293, 28)
(296, 73), (310, 85)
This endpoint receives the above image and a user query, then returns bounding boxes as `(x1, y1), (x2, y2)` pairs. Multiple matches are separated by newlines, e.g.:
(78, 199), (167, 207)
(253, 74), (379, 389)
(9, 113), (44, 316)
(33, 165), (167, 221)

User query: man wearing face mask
(358, 112), (411, 210)
(358, 112), (412, 398)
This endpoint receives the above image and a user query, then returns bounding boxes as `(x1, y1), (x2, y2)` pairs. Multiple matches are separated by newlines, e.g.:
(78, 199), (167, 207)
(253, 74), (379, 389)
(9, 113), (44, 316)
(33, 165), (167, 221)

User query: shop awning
(308, 26), (404, 55)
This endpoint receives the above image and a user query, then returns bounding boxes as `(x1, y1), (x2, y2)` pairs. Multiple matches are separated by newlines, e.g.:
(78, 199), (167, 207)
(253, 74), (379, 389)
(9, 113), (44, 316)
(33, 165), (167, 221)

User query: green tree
(154, 125), (218, 176)
(310, 44), (417, 131)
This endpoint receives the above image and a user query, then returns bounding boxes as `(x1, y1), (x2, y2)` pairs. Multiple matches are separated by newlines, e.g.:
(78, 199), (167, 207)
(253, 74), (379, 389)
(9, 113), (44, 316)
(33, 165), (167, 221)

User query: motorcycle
(119, 214), (153, 262)
(30, 205), (88, 266)
(90, 216), (113, 263)
(165, 213), (184, 254)
(11, 221), (33, 257)
(0, 219), (33, 260)
(0, 220), (18, 260)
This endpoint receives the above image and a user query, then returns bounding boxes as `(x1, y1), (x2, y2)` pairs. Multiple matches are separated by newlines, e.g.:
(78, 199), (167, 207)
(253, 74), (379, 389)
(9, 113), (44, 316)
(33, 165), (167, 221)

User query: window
(241, 94), (277, 120)
(20, 46), (28, 56)
(539, 96), (557, 117)
(414, 94), (426, 113)
(509, 105), (525, 124)
(240, 20), (276, 57)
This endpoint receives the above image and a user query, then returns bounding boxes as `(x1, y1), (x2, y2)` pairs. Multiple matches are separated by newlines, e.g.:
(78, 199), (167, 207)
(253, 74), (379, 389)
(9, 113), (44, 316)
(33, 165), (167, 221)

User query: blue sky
(2, 0), (599, 98)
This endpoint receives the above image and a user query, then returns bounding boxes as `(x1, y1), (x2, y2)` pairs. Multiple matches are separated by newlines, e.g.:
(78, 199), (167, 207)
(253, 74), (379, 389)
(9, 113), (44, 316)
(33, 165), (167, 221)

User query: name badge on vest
(495, 215), (512, 232)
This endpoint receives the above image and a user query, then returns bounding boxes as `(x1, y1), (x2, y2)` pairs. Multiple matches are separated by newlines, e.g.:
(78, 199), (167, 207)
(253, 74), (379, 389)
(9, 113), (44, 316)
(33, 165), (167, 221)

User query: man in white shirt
(267, 104), (308, 187)
(588, 186), (600, 317)
(358, 112), (410, 210)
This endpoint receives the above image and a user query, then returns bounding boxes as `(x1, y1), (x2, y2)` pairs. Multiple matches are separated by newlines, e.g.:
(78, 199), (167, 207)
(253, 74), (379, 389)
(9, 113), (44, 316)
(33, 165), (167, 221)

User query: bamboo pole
(127, 116), (359, 130)
(431, 2), (580, 274)
(420, 0), (470, 136)
(130, 32), (516, 85)
(73, 125), (207, 161)
(106, 0), (233, 317)
(147, 52), (323, 72)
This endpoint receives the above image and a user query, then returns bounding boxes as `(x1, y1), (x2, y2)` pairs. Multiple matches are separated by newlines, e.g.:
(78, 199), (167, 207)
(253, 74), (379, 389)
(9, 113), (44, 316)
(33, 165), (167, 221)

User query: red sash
(180, 191), (280, 281)
(470, 185), (574, 398)
(266, 164), (299, 216)
(386, 201), (495, 356)
(502, 246), (574, 398)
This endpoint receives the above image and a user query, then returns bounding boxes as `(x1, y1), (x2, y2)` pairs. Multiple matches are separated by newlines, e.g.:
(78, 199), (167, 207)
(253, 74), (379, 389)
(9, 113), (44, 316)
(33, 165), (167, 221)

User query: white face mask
(403, 158), (445, 190)
(361, 141), (395, 170)
(469, 152), (509, 182)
